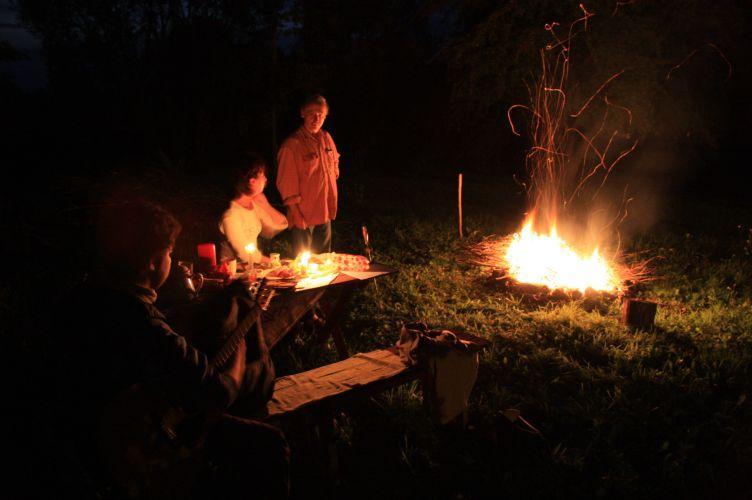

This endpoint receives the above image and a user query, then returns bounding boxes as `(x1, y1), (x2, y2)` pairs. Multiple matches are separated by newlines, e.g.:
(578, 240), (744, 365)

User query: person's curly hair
(97, 200), (181, 277)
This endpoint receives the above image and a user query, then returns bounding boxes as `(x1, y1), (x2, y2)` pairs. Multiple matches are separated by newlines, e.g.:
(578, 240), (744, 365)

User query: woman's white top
(219, 194), (288, 263)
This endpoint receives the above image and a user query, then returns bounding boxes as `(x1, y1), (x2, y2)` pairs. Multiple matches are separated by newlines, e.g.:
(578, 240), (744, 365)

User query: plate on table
(260, 266), (304, 281)
(264, 280), (297, 289)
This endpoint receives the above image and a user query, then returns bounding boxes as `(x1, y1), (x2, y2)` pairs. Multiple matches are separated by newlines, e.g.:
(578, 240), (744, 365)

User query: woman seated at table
(219, 152), (288, 265)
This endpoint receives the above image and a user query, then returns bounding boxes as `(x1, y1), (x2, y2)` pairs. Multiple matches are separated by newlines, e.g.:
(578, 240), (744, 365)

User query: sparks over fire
(502, 4), (636, 293)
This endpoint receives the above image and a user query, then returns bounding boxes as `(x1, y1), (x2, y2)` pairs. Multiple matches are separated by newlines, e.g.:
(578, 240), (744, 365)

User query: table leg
(329, 325), (350, 360)
(316, 283), (365, 360)
(262, 288), (326, 349)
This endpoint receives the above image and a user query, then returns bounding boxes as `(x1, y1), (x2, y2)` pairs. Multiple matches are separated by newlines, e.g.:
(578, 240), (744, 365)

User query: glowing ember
(504, 222), (621, 293)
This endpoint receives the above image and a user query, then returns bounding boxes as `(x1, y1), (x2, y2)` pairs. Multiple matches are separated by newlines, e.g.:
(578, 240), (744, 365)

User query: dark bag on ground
(397, 321), (486, 424)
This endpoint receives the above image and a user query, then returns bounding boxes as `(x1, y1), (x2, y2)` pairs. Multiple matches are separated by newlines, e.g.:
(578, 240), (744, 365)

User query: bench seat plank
(266, 349), (414, 418)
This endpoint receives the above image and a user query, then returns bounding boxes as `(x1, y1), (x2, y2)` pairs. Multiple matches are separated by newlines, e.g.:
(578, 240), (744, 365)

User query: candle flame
(299, 251), (311, 267)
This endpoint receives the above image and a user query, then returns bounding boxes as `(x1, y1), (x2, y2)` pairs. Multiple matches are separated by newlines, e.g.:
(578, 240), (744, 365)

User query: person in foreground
(276, 94), (340, 255)
(219, 152), (288, 265)
(58, 200), (289, 499)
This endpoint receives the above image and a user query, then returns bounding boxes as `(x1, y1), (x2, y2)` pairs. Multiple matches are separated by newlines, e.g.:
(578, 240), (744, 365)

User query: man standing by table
(276, 94), (340, 255)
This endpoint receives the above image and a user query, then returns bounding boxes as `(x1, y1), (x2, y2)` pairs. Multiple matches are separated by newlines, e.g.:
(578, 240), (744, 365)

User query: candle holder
(244, 243), (257, 276)
(270, 253), (281, 268)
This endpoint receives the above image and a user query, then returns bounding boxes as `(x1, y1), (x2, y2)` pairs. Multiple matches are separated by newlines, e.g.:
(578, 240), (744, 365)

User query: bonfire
(505, 220), (621, 293)
(467, 5), (647, 298)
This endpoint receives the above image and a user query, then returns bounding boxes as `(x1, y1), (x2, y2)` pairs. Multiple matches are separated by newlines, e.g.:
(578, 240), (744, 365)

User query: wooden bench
(260, 332), (489, 483)
(260, 347), (425, 481)
(263, 347), (424, 422)
(263, 331), (490, 423)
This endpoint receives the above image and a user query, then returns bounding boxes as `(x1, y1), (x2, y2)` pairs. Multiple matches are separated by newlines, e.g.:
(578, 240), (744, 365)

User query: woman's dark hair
(97, 199), (181, 276)
(232, 152), (268, 197)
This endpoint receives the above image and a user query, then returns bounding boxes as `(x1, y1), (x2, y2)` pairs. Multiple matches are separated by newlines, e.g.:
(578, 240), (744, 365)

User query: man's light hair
(301, 94), (328, 111)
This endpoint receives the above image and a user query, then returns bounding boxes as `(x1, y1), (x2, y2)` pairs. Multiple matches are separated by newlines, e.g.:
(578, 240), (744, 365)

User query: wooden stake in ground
(361, 224), (379, 293)
(458, 173), (463, 238)
(621, 298), (657, 331)
(361, 225), (372, 262)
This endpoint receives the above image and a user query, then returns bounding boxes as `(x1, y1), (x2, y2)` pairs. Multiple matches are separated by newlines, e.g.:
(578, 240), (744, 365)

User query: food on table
(265, 266), (300, 280)
(216, 261), (234, 278)
(264, 279), (296, 289)
(322, 253), (371, 271)
(261, 252), (371, 282)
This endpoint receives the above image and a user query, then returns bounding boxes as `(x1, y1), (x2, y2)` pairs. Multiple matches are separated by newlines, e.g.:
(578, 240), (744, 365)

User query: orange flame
(505, 219), (621, 293)
(501, 6), (638, 294)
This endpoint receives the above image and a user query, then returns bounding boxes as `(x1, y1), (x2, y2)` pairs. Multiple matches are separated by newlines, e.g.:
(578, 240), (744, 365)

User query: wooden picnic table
(166, 262), (397, 359)
(304, 262), (395, 358)
(164, 261), (398, 425)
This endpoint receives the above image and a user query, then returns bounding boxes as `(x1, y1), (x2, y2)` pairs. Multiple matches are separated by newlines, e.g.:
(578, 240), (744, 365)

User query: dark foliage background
(5, 0), (750, 177)
(2, 0), (748, 310)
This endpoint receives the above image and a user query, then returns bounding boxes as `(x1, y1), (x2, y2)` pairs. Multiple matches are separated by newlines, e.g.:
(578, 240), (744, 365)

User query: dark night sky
(0, 0), (45, 91)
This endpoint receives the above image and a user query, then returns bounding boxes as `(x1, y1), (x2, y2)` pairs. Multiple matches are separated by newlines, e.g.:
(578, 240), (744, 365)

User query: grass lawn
(281, 173), (752, 499)
(6, 169), (750, 499)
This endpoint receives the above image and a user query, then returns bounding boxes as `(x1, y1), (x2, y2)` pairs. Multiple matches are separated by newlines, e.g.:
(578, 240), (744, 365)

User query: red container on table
(196, 243), (217, 273)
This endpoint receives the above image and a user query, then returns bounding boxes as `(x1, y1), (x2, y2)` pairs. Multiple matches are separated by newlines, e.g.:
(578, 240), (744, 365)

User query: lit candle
(197, 243), (216, 273)
(300, 251), (311, 267)
(244, 243), (256, 270)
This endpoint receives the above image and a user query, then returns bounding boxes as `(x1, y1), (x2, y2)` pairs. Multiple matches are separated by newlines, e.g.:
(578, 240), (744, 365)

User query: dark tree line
(4, 0), (749, 183)
(9, 0), (442, 179)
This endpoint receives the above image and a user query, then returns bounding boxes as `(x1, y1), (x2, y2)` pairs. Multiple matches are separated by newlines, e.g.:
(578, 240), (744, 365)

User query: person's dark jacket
(56, 282), (240, 484)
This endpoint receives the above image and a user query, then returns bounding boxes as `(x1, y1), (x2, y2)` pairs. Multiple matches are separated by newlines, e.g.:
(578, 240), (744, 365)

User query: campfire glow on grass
(504, 219), (622, 293)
